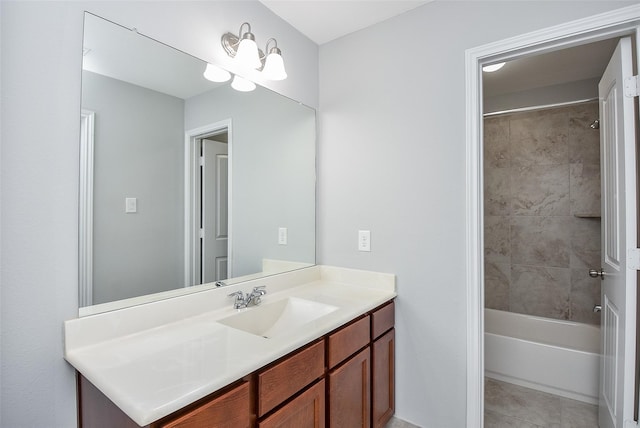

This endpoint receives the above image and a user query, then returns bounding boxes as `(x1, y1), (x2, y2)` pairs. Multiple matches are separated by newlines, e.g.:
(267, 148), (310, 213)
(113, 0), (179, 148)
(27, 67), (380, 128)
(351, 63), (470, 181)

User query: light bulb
(235, 35), (261, 70)
(231, 75), (256, 92)
(483, 62), (505, 72)
(262, 50), (287, 81)
(203, 63), (231, 82)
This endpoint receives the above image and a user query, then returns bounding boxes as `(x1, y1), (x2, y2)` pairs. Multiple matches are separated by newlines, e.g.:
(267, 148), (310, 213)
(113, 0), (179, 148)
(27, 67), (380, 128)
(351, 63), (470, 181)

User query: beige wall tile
(511, 265), (571, 319)
(511, 216), (571, 267)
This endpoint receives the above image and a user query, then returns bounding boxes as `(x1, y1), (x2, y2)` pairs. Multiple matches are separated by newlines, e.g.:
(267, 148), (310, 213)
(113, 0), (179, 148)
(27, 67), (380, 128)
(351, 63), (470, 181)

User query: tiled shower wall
(483, 102), (602, 325)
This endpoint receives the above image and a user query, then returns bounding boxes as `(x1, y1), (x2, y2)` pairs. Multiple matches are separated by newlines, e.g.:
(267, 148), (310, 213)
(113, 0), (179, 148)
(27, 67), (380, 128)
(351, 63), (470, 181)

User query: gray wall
(317, 2), (632, 426)
(484, 102), (602, 325)
(0, 2), (317, 426)
(185, 85), (316, 277)
(1, 1), (633, 427)
(82, 70), (185, 305)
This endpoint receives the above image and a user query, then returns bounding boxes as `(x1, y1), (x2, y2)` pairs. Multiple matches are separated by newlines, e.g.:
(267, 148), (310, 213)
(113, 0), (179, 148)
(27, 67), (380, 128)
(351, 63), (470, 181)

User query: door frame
(464, 5), (640, 427)
(184, 119), (233, 287)
(79, 109), (95, 307)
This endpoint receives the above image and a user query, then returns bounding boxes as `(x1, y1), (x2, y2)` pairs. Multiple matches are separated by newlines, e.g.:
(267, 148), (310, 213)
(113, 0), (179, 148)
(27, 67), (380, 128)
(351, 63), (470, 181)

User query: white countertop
(64, 265), (396, 426)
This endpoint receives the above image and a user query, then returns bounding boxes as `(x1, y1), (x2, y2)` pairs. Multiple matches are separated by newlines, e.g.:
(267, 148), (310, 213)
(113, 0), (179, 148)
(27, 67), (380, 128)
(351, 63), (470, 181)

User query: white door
(598, 36), (638, 428)
(201, 138), (229, 284)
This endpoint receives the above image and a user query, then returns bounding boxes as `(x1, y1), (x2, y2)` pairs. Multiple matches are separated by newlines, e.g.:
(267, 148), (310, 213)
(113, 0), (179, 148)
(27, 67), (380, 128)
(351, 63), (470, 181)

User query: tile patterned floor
(485, 378), (599, 428)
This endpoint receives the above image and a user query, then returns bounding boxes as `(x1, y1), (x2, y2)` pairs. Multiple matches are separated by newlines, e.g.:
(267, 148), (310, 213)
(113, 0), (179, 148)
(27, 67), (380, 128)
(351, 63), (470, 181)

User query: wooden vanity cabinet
(258, 380), (325, 428)
(155, 381), (251, 428)
(371, 301), (395, 428)
(257, 340), (324, 417)
(328, 347), (371, 427)
(326, 315), (371, 428)
(78, 375), (252, 428)
(78, 299), (395, 428)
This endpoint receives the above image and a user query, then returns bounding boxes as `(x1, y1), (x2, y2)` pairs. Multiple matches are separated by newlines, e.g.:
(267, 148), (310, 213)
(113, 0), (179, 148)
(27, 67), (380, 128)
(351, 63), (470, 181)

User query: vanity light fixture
(221, 22), (288, 80)
(231, 75), (257, 92)
(203, 63), (231, 82)
(261, 38), (287, 81)
(483, 62), (506, 72)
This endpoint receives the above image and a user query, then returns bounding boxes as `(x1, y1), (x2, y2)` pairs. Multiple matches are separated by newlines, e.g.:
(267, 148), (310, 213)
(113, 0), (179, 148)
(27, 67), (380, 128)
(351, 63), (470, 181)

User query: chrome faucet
(228, 286), (267, 309)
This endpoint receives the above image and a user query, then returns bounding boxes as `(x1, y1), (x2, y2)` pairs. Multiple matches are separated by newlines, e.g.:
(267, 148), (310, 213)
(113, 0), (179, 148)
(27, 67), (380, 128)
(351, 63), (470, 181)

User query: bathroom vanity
(64, 266), (396, 427)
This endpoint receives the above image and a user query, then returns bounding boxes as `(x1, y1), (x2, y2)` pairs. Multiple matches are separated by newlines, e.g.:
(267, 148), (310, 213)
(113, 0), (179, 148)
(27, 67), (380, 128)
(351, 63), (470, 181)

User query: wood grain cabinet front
(258, 380), (325, 428)
(328, 347), (371, 428)
(372, 328), (395, 428)
(156, 381), (251, 428)
(257, 340), (324, 417)
(371, 301), (395, 428)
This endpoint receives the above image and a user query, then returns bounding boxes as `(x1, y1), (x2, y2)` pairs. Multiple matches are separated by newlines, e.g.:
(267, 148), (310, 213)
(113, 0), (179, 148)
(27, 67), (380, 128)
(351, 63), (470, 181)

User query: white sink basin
(217, 297), (339, 338)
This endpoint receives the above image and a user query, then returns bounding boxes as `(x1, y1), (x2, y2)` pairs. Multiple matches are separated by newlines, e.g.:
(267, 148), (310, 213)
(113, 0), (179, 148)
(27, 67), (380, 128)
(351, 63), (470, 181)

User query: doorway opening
(465, 6), (640, 428)
(184, 120), (232, 288)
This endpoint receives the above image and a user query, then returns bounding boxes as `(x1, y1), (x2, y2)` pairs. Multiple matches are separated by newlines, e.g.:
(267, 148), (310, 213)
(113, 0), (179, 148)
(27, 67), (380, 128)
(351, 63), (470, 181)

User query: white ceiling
(258, 0), (431, 45)
(259, 1), (619, 96)
(483, 38), (619, 98)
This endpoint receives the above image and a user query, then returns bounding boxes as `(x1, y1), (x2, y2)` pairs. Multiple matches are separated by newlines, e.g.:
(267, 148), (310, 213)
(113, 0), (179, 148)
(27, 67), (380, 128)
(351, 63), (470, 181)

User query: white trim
(79, 109), (95, 307)
(184, 120), (233, 287)
(465, 5), (640, 428)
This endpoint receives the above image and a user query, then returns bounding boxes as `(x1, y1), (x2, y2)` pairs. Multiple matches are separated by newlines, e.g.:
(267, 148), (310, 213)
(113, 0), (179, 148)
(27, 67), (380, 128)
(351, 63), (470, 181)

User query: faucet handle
(228, 291), (245, 309)
(252, 286), (267, 295)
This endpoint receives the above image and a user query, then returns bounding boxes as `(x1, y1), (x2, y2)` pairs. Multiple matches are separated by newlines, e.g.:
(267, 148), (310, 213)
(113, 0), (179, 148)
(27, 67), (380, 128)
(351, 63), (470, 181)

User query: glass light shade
(235, 37), (261, 70)
(231, 75), (256, 92)
(262, 52), (287, 81)
(482, 62), (505, 72)
(203, 63), (231, 82)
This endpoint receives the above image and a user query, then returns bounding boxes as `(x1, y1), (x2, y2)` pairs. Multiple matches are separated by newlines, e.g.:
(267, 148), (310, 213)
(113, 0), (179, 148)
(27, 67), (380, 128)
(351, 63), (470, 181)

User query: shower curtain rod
(483, 97), (598, 117)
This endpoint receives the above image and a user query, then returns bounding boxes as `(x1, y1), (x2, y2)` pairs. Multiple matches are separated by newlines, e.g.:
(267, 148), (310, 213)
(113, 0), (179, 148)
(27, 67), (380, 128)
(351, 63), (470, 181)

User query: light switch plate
(358, 230), (371, 252)
(125, 197), (137, 213)
(278, 227), (288, 245)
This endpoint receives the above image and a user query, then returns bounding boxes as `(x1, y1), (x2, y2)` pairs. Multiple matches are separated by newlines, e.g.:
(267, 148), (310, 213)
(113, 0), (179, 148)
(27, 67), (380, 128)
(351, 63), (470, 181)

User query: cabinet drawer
(258, 340), (324, 417)
(158, 381), (250, 428)
(371, 301), (395, 340)
(258, 380), (325, 428)
(327, 316), (370, 369)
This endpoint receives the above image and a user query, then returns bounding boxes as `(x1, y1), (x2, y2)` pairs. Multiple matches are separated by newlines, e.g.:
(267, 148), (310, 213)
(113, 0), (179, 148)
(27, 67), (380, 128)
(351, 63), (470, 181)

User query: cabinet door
(258, 380), (325, 428)
(372, 328), (395, 428)
(158, 381), (251, 428)
(328, 347), (370, 428)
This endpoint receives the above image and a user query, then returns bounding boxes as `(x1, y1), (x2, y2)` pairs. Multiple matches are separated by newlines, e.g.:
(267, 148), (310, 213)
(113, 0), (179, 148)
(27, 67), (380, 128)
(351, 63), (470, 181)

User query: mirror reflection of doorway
(185, 120), (232, 288)
(198, 134), (228, 284)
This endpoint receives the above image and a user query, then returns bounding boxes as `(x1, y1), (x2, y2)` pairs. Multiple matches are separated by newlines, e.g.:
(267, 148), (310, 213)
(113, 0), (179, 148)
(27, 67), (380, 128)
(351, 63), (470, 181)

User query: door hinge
(624, 75), (640, 97)
(199, 228), (205, 239)
(627, 248), (640, 270)
(199, 156), (205, 167)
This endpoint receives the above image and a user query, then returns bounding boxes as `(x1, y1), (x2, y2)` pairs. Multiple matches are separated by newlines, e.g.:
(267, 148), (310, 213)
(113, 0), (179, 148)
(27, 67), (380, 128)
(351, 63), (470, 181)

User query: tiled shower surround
(484, 102), (602, 325)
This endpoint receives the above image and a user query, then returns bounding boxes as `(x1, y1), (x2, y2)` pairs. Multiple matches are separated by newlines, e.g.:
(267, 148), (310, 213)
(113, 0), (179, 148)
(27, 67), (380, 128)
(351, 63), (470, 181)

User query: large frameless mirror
(79, 13), (316, 316)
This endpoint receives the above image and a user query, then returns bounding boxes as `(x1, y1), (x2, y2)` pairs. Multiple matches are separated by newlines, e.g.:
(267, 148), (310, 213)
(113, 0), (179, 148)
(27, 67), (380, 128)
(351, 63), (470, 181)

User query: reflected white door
(598, 36), (637, 428)
(201, 138), (228, 283)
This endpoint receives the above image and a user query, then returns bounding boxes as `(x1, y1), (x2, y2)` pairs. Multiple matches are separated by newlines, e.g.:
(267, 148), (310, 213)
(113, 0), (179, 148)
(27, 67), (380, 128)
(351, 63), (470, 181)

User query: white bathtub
(484, 308), (601, 404)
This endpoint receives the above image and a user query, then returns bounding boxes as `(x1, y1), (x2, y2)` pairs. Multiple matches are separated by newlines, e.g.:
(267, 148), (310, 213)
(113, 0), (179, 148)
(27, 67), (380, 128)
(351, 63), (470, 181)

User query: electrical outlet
(358, 230), (371, 252)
